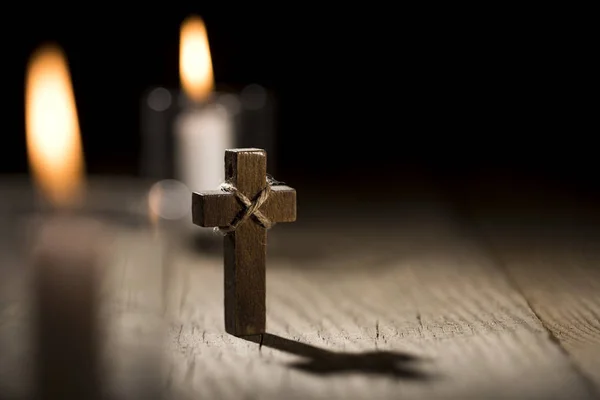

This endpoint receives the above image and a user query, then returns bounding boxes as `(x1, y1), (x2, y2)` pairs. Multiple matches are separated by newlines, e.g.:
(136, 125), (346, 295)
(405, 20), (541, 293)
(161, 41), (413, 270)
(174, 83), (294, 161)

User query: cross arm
(192, 185), (296, 228)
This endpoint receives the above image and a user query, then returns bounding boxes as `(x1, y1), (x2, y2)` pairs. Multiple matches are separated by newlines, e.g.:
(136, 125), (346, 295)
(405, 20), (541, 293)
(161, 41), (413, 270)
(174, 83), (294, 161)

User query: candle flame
(25, 44), (85, 207)
(179, 15), (214, 102)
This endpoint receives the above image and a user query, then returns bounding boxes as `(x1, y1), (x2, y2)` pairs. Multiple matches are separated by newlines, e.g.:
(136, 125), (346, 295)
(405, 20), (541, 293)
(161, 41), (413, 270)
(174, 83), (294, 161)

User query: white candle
(175, 15), (234, 195)
(174, 103), (233, 192)
(31, 215), (104, 400)
(24, 43), (167, 399)
(25, 44), (101, 400)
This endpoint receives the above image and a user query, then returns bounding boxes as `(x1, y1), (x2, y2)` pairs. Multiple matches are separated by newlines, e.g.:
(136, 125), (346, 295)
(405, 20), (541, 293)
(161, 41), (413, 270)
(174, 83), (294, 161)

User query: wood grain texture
(101, 228), (167, 400)
(192, 149), (297, 337)
(160, 204), (595, 400)
(446, 177), (600, 395)
(471, 213), (600, 395)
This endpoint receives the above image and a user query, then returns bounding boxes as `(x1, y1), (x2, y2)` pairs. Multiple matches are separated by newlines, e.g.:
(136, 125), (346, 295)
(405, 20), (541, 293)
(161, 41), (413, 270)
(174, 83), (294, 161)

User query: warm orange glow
(25, 44), (85, 207)
(148, 185), (161, 228)
(179, 15), (214, 102)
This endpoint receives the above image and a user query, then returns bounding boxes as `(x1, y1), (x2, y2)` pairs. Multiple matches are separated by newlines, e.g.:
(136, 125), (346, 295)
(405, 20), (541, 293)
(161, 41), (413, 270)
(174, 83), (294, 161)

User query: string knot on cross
(216, 181), (273, 234)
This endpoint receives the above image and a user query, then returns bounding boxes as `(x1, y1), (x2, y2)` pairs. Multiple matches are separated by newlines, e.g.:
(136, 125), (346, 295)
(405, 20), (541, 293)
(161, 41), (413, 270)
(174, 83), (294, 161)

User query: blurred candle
(30, 217), (105, 400)
(139, 15), (278, 238)
(174, 15), (233, 193)
(25, 44), (102, 400)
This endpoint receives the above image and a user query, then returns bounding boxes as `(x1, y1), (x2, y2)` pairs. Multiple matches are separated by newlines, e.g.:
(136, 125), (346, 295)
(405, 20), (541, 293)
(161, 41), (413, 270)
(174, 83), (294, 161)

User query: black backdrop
(2, 7), (596, 196)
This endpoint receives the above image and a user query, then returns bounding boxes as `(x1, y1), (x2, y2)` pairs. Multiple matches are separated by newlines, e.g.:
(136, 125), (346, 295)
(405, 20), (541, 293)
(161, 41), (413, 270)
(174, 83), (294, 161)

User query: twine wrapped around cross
(217, 181), (274, 234)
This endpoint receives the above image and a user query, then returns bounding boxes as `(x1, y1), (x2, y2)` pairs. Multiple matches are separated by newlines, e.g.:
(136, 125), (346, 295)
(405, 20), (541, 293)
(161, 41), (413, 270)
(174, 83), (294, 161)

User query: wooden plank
(0, 226), (166, 400)
(100, 228), (167, 400)
(447, 176), (600, 394)
(161, 205), (595, 400)
(469, 210), (600, 394)
(0, 179), (596, 399)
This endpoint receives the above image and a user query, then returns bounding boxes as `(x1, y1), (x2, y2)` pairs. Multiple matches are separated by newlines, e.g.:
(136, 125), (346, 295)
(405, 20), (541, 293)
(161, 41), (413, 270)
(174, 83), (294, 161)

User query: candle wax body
(140, 86), (277, 185)
(32, 215), (105, 400)
(174, 105), (234, 193)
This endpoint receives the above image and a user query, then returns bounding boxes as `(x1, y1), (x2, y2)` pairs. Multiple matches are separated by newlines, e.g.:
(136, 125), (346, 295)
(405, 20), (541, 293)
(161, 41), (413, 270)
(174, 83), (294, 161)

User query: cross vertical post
(192, 149), (296, 336)
(224, 149), (267, 335)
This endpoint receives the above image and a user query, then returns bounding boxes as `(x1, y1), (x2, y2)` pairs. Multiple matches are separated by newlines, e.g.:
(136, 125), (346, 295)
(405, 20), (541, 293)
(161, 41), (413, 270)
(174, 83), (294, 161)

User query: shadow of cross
(192, 149), (297, 337)
(244, 333), (431, 380)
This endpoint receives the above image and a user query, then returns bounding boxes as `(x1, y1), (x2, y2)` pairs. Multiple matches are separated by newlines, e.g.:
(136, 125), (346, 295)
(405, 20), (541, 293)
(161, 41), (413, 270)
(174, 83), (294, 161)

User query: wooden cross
(192, 148), (297, 336)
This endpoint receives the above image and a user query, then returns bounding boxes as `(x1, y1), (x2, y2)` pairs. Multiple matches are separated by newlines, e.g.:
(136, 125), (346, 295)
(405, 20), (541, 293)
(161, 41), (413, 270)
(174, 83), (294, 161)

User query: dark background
(2, 7), (596, 200)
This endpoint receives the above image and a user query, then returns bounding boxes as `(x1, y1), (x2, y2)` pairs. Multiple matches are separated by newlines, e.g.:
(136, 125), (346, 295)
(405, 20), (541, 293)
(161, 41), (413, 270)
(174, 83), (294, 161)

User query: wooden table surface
(0, 176), (599, 399)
